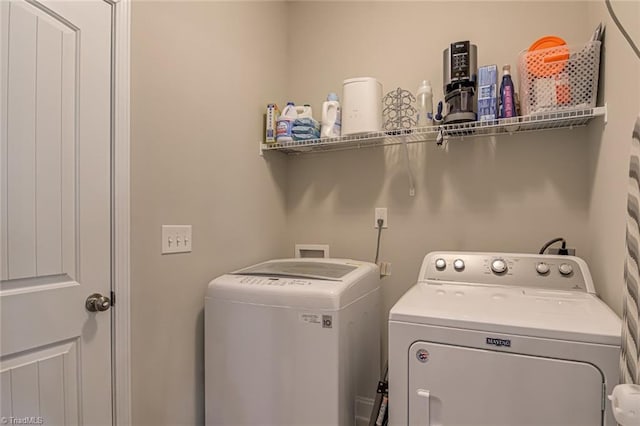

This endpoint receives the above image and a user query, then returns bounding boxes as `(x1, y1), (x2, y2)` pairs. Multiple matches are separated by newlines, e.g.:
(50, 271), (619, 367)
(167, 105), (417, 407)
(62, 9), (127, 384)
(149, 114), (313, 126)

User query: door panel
(5, 1), (38, 279)
(35, 12), (65, 277)
(408, 341), (604, 426)
(1, 0), (112, 424)
(1, 340), (79, 425)
(3, 0), (77, 281)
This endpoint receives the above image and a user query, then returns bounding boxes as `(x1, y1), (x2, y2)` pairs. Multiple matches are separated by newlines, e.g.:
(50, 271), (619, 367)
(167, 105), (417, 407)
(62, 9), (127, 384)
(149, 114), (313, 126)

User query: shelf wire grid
(260, 106), (606, 155)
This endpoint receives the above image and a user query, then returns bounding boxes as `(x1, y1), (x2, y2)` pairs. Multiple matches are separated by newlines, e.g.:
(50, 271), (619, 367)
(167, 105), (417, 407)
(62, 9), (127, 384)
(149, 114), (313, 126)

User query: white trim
(112, 0), (131, 424)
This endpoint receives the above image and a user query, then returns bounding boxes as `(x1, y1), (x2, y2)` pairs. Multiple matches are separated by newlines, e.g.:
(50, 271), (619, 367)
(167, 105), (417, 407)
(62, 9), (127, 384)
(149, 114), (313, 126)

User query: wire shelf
(260, 105), (606, 155)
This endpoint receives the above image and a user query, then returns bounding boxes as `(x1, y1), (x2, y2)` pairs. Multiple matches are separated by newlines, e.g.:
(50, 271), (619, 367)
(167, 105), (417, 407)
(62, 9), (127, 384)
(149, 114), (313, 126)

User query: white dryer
(389, 252), (621, 426)
(205, 258), (381, 426)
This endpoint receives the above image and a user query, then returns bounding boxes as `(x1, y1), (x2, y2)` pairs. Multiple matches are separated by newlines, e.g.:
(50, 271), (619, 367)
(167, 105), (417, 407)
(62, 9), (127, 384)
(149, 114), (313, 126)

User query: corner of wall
(584, 0), (640, 315)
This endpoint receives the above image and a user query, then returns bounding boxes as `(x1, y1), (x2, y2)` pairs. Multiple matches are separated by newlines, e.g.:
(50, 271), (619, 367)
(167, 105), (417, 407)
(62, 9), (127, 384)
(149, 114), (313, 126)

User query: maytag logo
(486, 337), (511, 347)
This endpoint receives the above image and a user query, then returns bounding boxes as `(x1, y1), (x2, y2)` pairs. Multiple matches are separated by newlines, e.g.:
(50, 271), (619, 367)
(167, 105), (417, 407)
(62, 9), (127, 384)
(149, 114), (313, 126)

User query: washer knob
(491, 259), (507, 274)
(453, 259), (465, 271)
(536, 262), (550, 275)
(559, 263), (573, 276)
(435, 258), (446, 270)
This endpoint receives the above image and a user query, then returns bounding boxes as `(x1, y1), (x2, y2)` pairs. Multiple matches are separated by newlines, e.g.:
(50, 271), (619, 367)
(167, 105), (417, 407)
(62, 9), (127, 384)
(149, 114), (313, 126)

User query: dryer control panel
(419, 252), (592, 293)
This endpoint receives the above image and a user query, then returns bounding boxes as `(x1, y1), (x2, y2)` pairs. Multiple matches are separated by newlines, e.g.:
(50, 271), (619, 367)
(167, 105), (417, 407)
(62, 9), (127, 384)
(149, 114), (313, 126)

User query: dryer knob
(435, 258), (446, 270)
(559, 263), (573, 276)
(453, 259), (465, 271)
(491, 259), (507, 274)
(536, 262), (550, 275)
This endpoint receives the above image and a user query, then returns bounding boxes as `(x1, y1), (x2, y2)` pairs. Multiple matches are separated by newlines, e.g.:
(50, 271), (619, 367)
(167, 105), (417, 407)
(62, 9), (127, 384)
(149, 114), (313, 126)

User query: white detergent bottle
(416, 80), (433, 127)
(276, 102), (298, 143)
(321, 93), (341, 138)
(297, 104), (313, 119)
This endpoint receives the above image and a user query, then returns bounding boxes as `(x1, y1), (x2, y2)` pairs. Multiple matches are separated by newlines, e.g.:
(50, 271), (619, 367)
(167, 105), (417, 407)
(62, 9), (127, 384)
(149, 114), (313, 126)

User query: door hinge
(111, 290), (116, 306)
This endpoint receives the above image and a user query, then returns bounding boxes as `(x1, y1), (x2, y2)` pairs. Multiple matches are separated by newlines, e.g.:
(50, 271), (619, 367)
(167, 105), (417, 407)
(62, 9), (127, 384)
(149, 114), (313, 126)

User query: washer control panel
(236, 276), (313, 286)
(423, 252), (589, 292)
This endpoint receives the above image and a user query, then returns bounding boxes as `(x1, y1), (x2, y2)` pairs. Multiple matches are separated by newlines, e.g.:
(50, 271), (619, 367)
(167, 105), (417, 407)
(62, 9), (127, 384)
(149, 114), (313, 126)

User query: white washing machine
(205, 258), (381, 426)
(389, 251), (621, 426)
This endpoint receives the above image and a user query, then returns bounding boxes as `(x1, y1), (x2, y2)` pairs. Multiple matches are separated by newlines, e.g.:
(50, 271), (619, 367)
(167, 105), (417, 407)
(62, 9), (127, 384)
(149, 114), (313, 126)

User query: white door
(0, 0), (113, 424)
(408, 341), (604, 426)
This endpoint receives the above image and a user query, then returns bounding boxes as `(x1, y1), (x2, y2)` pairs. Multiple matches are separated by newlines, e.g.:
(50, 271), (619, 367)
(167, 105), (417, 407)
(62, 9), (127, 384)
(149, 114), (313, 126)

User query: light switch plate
(162, 225), (192, 254)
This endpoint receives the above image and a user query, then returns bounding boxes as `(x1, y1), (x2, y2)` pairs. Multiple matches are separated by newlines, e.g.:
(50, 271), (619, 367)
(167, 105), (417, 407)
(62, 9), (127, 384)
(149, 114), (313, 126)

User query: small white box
(342, 77), (383, 135)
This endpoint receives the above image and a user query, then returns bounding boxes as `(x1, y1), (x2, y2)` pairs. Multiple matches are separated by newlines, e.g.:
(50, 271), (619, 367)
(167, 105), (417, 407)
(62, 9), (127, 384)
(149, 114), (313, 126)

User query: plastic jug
(276, 102), (298, 143)
(297, 105), (313, 119)
(321, 93), (341, 138)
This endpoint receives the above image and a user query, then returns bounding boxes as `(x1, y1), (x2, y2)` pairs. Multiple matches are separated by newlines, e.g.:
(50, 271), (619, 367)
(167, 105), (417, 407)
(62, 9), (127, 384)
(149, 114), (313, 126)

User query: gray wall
(283, 1), (594, 352)
(131, 2), (289, 424)
(585, 0), (640, 315)
(130, 1), (639, 424)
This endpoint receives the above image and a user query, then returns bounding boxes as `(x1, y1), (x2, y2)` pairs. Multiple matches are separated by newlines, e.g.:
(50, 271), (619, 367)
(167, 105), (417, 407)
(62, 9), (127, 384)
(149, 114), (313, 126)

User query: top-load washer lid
(389, 252), (621, 346)
(206, 258), (379, 310)
(234, 260), (358, 280)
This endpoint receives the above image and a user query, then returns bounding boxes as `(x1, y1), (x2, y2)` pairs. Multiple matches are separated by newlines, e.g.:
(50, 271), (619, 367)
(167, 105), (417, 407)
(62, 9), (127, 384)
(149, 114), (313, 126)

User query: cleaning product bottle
(499, 65), (517, 118)
(298, 104), (313, 119)
(276, 102), (298, 143)
(321, 93), (341, 138)
(416, 80), (433, 127)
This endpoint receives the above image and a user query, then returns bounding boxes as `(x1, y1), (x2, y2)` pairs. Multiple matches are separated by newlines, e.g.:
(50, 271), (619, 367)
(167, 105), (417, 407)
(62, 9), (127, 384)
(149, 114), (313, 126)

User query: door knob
(86, 293), (111, 312)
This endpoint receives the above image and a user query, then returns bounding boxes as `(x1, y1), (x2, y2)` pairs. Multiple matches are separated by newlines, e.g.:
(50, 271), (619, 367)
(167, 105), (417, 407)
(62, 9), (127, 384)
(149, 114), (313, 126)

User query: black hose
(539, 237), (566, 254)
(374, 219), (384, 264)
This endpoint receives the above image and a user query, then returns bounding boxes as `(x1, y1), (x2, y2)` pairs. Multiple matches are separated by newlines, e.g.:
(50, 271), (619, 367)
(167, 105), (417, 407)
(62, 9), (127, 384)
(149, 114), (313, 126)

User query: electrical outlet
(375, 208), (388, 228)
(548, 247), (576, 255)
(379, 261), (392, 276)
(162, 225), (192, 254)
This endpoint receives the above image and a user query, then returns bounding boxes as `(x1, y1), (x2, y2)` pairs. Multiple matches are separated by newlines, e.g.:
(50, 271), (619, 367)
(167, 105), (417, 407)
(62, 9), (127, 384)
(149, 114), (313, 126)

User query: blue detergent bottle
(499, 65), (517, 118)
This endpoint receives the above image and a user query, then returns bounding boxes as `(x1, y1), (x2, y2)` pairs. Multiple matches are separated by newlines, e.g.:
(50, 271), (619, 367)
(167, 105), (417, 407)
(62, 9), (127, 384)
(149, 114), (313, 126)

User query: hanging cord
(539, 237), (568, 255)
(374, 218), (384, 264)
(605, 0), (640, 60)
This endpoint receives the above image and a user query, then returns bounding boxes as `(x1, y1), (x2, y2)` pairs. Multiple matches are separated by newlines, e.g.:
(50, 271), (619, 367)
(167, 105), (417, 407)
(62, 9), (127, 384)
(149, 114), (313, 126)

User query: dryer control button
(491, 259), (507, 274)
(453, 259), (465, 271)
(559, 263), (573, 276)
(435, 258), (447, 270)
(536, 262), (550, 275)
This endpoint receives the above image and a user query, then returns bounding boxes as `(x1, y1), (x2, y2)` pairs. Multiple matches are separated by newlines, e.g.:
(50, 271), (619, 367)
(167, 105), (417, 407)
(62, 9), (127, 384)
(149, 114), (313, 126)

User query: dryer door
(408, 341), (604, 425)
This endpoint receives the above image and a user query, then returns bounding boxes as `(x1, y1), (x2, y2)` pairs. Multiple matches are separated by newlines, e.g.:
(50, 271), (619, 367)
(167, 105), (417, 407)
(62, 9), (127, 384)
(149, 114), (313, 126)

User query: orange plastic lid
(528, 36), (566, 52)
(526, 36), (570, 78)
